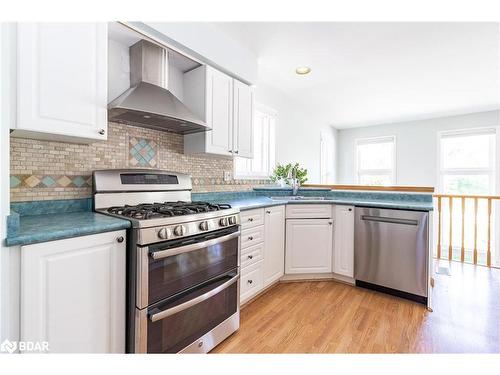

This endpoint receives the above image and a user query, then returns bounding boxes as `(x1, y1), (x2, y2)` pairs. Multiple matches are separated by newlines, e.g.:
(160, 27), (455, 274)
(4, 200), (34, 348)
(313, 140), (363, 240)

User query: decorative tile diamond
(129, 137), (158, 167)
(57, 176), (72, 187)
(10, 176), (21, 188)
(24, 175), (41, 188)
(72, 176), (86, 187)
(41, 176), (56, 187)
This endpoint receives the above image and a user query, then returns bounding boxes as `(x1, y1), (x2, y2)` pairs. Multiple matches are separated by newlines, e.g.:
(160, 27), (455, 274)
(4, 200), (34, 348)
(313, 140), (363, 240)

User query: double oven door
(134, 225), (240, 353)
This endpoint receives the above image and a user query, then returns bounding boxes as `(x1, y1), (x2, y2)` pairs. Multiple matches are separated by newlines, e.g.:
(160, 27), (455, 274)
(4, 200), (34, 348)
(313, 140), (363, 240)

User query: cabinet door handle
(248, 255), (253, 259)
(266, 210), (271, 214)
(117, 236), (124, 243)
(98, 129), (106, 135)
(248, 218), (254, 222)
(247, 279), (253, 284)
(348, 208), (352, 212)
(328, 222), (333, 225)
(248, 236), (254, 240)
(234, 150), (239, 154)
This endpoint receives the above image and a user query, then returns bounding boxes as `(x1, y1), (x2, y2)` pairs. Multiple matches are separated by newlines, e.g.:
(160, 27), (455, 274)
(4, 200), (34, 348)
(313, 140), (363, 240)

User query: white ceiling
(212, 22), (500, 129)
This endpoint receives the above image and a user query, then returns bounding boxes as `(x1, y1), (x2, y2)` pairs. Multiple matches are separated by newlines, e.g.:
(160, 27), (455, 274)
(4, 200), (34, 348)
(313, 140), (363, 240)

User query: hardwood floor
(213, 262), (500, 353)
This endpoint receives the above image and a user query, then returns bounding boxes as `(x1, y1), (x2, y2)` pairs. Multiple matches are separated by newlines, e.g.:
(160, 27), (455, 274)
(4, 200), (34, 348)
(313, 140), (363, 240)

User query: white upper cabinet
(285, 218), (333, 274)
(206, 66), (234, 155)
(13, 23), (108, 143)
(263, 205), (285, 287)
(333, 205), (355, 278)
(232, 79), (254, 158)
(183, 65), (253, 158)
(21, 230), (126, 353)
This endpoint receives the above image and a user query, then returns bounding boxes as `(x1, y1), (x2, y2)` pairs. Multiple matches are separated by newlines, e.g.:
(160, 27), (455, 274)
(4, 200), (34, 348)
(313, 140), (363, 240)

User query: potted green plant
(270, 163), (308, 187)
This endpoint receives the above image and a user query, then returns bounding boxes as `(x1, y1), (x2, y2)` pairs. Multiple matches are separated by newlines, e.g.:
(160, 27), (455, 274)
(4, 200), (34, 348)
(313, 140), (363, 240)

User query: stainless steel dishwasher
(354, 207), (429, 304)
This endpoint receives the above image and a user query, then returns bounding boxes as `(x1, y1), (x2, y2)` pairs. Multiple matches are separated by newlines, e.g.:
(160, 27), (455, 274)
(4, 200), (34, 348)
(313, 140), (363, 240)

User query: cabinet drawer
(286, 204), (332, 219)
(240, 208), (265, 229)
(240, 261), (264, 303)
(241, 226), (265, 248)
(241, 242), (264, 269)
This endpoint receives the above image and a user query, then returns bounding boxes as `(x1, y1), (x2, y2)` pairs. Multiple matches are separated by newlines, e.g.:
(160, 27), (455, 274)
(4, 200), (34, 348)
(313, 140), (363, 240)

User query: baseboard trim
(280, 273), (355, 285)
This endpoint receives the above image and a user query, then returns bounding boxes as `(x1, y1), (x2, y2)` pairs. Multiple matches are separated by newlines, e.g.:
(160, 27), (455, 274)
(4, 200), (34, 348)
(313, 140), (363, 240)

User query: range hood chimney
(108, 40), (210, 134)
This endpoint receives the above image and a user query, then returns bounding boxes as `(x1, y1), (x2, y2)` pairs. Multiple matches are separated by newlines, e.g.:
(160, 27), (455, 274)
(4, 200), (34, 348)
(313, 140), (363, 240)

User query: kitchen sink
(270, 196), (326, 201)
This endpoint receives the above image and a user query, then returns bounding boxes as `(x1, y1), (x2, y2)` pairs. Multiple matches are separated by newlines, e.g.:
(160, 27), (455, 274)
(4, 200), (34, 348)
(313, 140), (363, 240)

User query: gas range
(93, 169), (241, 354)
(93, 170), (240, 245)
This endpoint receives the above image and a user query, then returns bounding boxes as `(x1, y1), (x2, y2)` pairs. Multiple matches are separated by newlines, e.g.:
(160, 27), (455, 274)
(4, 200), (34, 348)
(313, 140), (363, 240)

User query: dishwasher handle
(361, 215), (418, 226)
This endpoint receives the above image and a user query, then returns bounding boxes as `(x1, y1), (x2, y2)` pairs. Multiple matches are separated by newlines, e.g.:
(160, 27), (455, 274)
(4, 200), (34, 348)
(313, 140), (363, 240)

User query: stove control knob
(174, 225), (186, 236)
(219, 217), (228, 227)
(158, 227), (170, 240)
(199, 221), (209, 231)
(228, 216), (237, 225)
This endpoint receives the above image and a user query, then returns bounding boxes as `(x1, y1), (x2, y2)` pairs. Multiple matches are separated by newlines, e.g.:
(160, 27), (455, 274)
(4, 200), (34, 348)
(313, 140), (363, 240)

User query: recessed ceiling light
(295, 66), (311, 75)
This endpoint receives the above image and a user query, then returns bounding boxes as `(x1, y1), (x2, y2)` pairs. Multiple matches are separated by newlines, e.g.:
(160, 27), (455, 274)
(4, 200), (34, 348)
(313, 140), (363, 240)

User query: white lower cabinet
(333, 205), (355, 277)
(21, 230), (126, 353)
(263, 206), (285, 287)
(240, 261), (264, 303)
(285, 219), (333, 274)
(239, 205), (285, 304)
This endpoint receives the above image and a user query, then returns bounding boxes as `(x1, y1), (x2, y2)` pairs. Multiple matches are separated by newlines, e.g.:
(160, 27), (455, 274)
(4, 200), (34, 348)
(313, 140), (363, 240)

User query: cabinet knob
(248, 255), (253, 259)
(248, 236), (253, 240)
(348, 208), (353, 212)
(266, 210), (271, 214)
(117, 236), (124, 243)
(234, 150), (239, 154)
(98, 129), (106, 135)
(248, 218), (254, 222)
(328, 222), (333, 225)
(247, 279), (253, 284)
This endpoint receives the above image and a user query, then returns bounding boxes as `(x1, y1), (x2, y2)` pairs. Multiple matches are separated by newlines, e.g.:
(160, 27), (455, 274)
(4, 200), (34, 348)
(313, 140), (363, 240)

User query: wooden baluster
(461, 197), (465, 263)
(473, 198), (478, 265)
(487, 198), (492, 267)
(437, 196), (442, 259)
(448, 197), (453, 261)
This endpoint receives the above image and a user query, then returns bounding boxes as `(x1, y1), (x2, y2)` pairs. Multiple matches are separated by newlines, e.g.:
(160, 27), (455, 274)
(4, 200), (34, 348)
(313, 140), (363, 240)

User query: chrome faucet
(287, 167), (300, 196)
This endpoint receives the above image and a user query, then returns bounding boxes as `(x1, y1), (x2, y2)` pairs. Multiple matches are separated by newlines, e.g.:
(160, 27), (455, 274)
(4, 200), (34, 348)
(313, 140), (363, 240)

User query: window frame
(437, 127), (496, 194)
(355, 135), (397, 186)
(233, 103), (277, 180)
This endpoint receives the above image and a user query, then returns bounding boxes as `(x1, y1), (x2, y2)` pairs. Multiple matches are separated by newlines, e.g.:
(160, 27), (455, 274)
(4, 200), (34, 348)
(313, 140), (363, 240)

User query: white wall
(1, 22), (20, 344)
(337, 110), (500, 189)
(135, 22), (258, 84)
(255, 83), (335, 183)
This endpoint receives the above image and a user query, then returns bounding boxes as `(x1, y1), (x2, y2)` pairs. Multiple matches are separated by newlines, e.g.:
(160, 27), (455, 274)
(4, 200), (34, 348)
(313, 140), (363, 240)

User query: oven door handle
(149, 231), (241, 260)
(148, 273), (240, 322)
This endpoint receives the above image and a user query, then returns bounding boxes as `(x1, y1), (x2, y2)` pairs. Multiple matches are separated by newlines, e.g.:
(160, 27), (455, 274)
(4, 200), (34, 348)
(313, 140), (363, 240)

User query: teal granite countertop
(6, 188), (433, 247)
(193, 188), (434, 212)
(6, 199), (130, 247)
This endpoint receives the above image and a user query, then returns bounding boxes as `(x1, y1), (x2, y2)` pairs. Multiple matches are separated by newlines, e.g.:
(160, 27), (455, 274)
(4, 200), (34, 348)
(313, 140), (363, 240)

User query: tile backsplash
(10, 122), (267, 202)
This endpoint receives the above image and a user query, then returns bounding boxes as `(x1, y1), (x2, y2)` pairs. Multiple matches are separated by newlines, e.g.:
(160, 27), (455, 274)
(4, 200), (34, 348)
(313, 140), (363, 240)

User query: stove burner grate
(106, 201), (232, 220)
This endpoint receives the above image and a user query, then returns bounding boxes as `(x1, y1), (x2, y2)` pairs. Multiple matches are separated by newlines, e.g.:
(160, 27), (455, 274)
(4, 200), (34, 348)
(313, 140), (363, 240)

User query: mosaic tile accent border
(129, 137), (158, 167)
(10, 175), (92, 189)
(10, 173), (269, 189)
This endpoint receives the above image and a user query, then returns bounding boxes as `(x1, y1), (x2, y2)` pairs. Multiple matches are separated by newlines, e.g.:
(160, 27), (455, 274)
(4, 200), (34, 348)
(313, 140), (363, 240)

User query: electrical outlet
(223, 171), (232, 182)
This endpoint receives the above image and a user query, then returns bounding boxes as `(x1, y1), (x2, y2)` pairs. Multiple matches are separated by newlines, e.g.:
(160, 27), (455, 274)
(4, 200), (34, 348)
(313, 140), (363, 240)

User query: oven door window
(147, 229), (239, 304)
(147, 272), (239, 353)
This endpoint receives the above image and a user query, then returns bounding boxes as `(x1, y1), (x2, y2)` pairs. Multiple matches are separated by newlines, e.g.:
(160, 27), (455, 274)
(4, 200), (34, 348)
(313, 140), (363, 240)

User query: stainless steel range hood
(108, 40), (209, 134)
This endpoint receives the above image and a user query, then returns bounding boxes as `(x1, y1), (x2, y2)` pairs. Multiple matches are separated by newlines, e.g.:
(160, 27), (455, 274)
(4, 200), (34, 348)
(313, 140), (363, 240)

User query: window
(234, 104), (276, 179)
(356, 136), (396, 185)
(439, 128), (496, 194)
